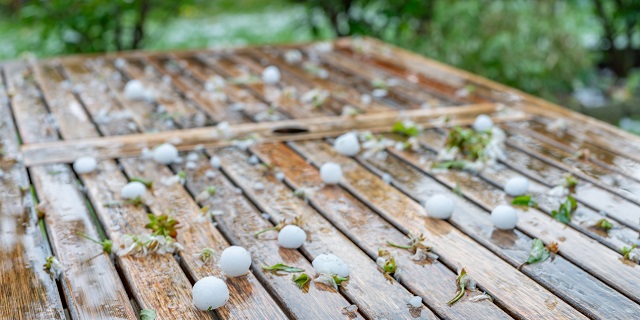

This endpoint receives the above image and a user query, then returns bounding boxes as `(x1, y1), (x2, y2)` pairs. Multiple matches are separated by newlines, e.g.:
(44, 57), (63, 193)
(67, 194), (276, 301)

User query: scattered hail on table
(434, 115), (506, 172)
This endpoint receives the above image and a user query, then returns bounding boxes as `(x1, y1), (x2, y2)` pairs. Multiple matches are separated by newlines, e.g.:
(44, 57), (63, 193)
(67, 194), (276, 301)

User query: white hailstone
(185, 161), (197, 171)
(121, 181), (146, 199)
(73, 157), (97, 174)
(284, 49), (303, 64)
(261, 66), (281, 85)
(123, 80), (147, 101)
(491, 205), (518, 230)
(472, 114), (493, 132)
(192, 276), (229, 311)
(371, 89), (388, 98)
(277, 225), (307, 249)
(504, 176), (529, 196)
(381, 173), (392, 184)
(186, 152), (199, 162)
(218, 246), (252, 277)
(312, 254), (349, 278)
(320, 162), (342, 184)
(409, 296), (422, 308)
(210, 156), (222, 168)
(152, 143), (178, 164)
(248, 155), (260, 165)
(334, 132), (360, 156)
(141, 147), (152, 159)
(205, 170), (216, 178)
(360, 94), (372, 105)
(425, 194), (455, 219)
(275, 172), (285, 181)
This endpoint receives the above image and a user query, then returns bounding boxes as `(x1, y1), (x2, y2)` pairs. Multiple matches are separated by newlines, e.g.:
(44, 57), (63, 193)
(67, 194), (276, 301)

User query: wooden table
(1, 37), (639, 319)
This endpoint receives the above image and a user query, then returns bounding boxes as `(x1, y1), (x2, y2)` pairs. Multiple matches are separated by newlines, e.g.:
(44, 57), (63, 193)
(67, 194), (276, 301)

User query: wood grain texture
(246, 47), (396, 112)
(6, 62), (137, 320)
(175, 55), (290, 122)
(21, 104), (527, 166)
(217, 147), (438, 320)
(376, 136), (640, 317)
(290, 140), (587, 319)
(419, 129), (640, 247)
(119, 158), (288, 319)
(251, 142), (511, 320)
(176, 153), (364, 319)
(145, 57), (250, 124)
(0, 66), (65, 320)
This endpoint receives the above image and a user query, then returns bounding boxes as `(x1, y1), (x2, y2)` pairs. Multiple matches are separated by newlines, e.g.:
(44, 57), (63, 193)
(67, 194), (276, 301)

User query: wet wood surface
(2, 37), (640, 319)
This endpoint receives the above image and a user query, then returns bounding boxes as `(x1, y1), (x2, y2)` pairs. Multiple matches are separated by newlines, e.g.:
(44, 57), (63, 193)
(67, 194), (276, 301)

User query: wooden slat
(21, 104), (528, 166)
(60, 59), (140, 136)
(6, 62), (137, 319)
(177, 153), (364, 319)
(217, 147), (438, 320)
(87, 58), (175, 132)
(419, 129), (640, 243)
(145, 57), (249, 124)
(251, 143), (511, 319)
(302, 48), (457, 107)
(119, 158), (289, 319)
(371, 143), (640, 319)
(0, 66), (65, 320)
(58, 56), (289, 319)
(174, 55), (290, 122)
(289, 140), (587, 319)
(508, 121), (640, 185)
(116, 58), (212, 129)
(505, 128), (640, 204)
(202, 54), (335, 119)
(387, 134), (640, 305)
(246, 48), (396, 112)
(337, 36), (640, 146)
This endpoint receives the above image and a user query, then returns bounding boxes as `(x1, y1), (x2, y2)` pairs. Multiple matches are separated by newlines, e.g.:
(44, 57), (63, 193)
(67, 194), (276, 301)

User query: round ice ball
(312, 254), (349, 277)
(425, 194), (455, 219)
(123, 80), (146, 101)
(473, 114), (493, 132)
(491, 205), (518, 230)
(277, 225), (307, 249)
(210, 156), (222, 168)
(334, 133), (360, 156)
(121, 181), (146, 200)
(192, 276), (229, 311)
(504, 176), (529, 197)
(262, 66), (281, 85)
(152, 143), (178, 164)
(218, 246), (252, 278)
(73, 157), (97, 174)
(320, 162), (343, 184)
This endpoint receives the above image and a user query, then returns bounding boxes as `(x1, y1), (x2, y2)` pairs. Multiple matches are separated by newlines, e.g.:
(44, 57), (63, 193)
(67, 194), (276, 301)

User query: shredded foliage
(593, 218), (614, 231)
(551, 195), (577, 224)
(77, 232), (113, 253)
(262, 263), (305, 273)
(130, 177), (153, 188)
(518, 238), (558, 270)
(140, 309), (157, 320)
(622, 244), (638, 260)
(145, 213), (181, 238)
(444, 126), (492, 162)
(392, 121), (421, 137)
(447, 268), (471, 306)
(292, 273), (310, 288)
(377, 248), (397, 274)
(511, 194), (537, 208)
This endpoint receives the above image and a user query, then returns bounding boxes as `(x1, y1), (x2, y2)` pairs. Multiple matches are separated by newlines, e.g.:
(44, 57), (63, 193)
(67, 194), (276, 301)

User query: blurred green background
(1, 0), (639, 133)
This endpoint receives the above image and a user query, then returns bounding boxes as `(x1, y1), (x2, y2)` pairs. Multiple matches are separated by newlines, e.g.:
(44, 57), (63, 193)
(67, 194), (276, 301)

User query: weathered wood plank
(217, 147), (438, 320)
(145, 57), (250, 124)
(119, 158), (289, 319)
(175, 55), (290, 122)
(177, 152), (364, 319)
(87, 58), (175, 132)
(6, 62), (137, 319)
(290, 140), (587, 319)
(246, 47), (395, 112)
(505, 128), (640, 204)
(115, 58), (212, 129)
(60, 59), (140, 136)
(251, 142), (511, 319)
(0, 66), (65, 320)
(370, 143), (640, 319)
(385, 134), (640, 305)
(21, 104), (526, 166)
(419, 129), (640, 247)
